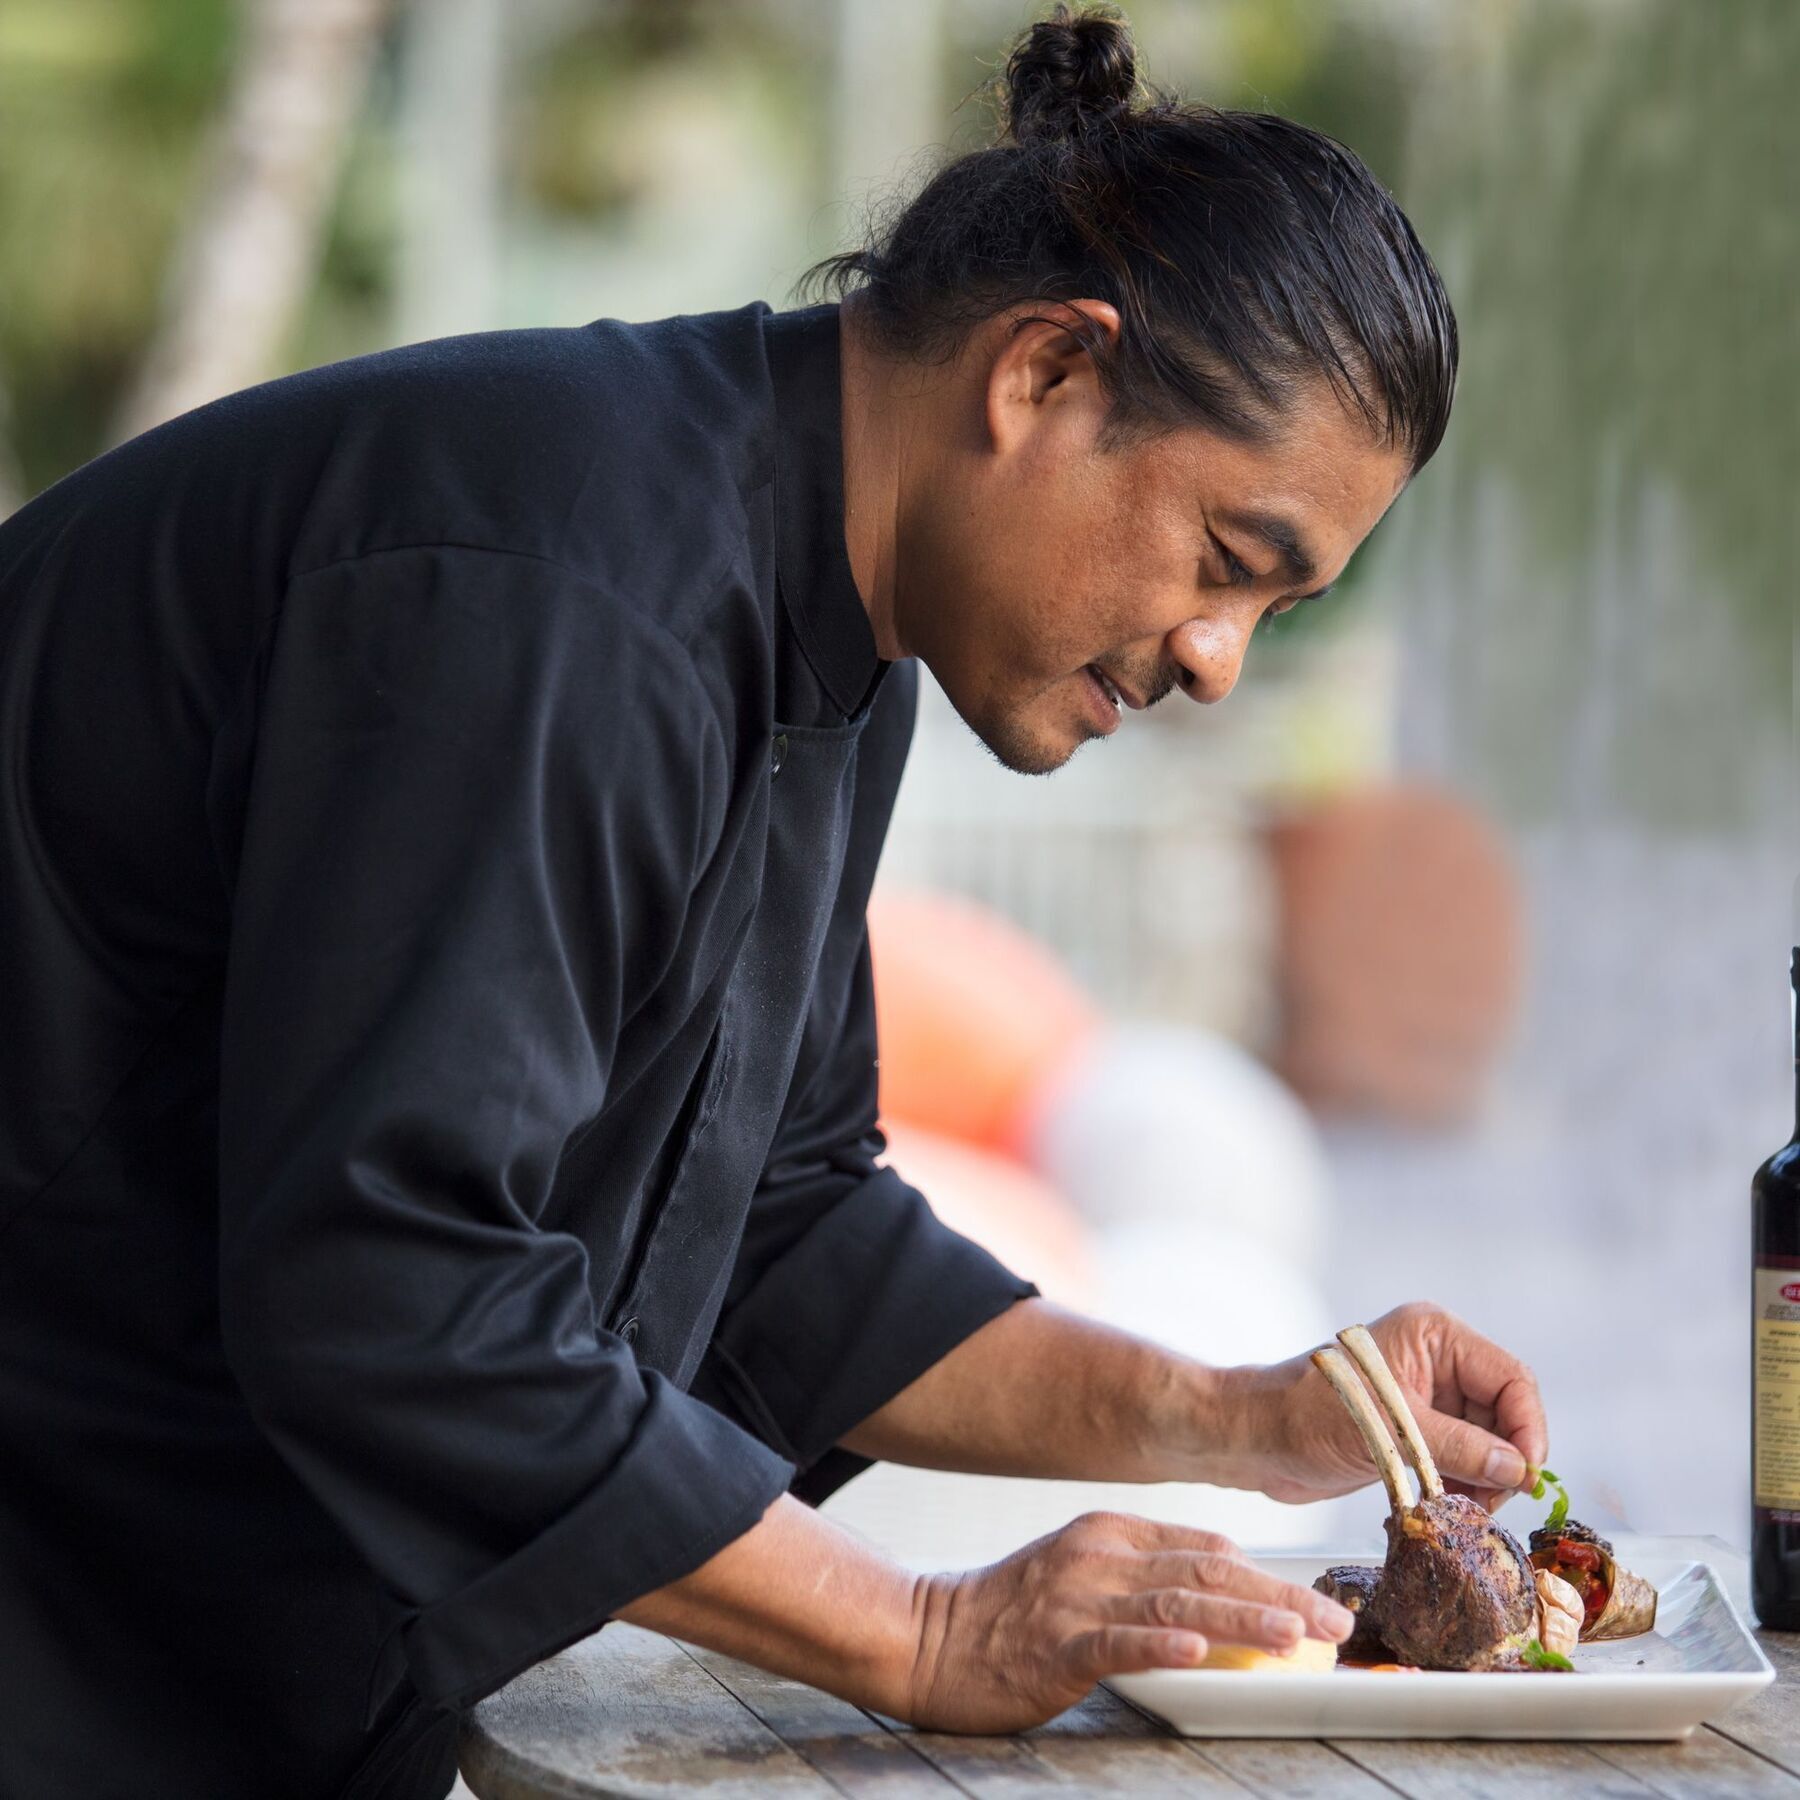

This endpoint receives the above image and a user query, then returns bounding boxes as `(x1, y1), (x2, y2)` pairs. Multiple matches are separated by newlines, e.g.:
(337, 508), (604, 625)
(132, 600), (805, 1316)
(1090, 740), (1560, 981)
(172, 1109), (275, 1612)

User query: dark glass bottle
(1753, 946), (1800, 1628)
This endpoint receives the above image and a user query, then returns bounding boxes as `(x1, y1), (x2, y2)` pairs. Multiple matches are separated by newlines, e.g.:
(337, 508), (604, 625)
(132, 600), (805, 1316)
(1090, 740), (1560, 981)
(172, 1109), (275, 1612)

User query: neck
(836, 295), (912, 662)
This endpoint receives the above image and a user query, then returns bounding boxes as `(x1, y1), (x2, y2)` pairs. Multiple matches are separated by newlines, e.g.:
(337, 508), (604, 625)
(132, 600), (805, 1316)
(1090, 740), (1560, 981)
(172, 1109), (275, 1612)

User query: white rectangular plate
(1107, 1556), (1773, 1740)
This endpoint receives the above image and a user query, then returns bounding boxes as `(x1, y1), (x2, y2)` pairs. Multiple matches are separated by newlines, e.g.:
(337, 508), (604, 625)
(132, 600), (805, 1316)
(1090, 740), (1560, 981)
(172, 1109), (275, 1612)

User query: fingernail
(1484, 1445), (1527, 1487)
(1321, 1602), (1354, 1641)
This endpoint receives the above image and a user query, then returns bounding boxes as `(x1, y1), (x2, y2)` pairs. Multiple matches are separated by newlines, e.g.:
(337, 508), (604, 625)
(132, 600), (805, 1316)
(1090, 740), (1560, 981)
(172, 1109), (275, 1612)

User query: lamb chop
(1312, 1564), (1391, 1663)
(1312, 1327), (1537, 1671)
(1314, 1556), (1580, 1667)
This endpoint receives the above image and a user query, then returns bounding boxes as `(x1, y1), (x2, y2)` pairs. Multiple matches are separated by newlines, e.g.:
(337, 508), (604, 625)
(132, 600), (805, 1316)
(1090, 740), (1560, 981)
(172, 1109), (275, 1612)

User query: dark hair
(806, 4), (1458, 469)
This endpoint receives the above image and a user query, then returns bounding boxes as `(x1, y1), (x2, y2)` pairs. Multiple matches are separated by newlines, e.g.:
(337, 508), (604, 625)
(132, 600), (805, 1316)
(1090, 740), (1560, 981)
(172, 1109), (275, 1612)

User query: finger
(1064, 1626), (1208, 1685)
(1112, 1590), (1306, 1653)
(1457, 1485), (1510, 1513)
(1098, 1514), (1243, 1560)
(1418, 1404), (1531, 1494)
(1440, 1322), (1550, 1474)
(1489, 1368), (1549, 1474)
(1136, 1552), (1354, 1641)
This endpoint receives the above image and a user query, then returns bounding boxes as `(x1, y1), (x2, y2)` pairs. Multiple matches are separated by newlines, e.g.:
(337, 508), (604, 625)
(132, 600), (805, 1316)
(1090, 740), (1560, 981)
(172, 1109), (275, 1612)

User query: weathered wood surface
(459, 1626), (843, 1800)
(1712, 1632), (1800, 1783)
(460, 1620), (1800, 1800)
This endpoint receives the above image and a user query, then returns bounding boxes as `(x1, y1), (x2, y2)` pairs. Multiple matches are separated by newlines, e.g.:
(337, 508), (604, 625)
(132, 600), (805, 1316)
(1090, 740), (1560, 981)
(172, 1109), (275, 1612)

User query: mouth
(1081, 663), (1127, 734)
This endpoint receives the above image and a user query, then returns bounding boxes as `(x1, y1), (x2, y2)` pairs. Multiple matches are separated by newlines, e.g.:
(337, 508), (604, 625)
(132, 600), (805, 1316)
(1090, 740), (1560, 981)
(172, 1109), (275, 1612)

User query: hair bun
(1004, 4), (1139, 145)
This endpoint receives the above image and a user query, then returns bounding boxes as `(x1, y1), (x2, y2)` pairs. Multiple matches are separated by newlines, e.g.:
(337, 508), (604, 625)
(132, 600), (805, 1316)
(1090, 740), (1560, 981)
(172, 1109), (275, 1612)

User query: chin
(930, 665), (1096, 776)
(970, 708), (1092, 777)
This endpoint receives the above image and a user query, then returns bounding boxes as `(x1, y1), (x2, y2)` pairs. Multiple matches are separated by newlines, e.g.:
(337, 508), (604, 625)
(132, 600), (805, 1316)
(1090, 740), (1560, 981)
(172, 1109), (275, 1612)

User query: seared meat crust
(1313, 1564), (1391, 1662)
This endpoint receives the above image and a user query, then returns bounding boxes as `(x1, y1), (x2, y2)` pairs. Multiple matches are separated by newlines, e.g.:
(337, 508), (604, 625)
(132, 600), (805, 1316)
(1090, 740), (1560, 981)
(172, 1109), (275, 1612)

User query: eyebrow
(1218, 509), (1336, 601)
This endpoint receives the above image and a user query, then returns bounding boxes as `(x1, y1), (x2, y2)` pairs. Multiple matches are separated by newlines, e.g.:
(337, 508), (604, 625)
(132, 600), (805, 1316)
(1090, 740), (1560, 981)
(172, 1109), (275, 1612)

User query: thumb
(1420, 1408), (1529, 1494)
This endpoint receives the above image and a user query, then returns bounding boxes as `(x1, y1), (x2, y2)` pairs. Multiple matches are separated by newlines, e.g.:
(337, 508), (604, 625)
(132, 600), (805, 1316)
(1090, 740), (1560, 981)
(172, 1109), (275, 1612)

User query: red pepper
(1557, 1539), (1603, 1573)
(1582, 1581), (1608, 1628)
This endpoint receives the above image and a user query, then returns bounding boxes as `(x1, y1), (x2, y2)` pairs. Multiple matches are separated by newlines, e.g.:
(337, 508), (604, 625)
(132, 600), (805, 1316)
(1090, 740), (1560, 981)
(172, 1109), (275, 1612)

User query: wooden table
(460, 1539), (1800, 1799)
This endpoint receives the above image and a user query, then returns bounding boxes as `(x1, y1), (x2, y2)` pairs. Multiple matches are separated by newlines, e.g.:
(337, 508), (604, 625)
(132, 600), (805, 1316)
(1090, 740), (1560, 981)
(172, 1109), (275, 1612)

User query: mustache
(1105, 658), (1182, 710)
(1142, 665), (1180, 708)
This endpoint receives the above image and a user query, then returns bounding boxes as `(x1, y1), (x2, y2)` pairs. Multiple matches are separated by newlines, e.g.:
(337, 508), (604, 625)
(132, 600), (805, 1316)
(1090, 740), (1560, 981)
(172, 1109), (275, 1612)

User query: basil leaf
(1530, 1466), (1571, 1532)
(1522, 1637), (1575, 1672)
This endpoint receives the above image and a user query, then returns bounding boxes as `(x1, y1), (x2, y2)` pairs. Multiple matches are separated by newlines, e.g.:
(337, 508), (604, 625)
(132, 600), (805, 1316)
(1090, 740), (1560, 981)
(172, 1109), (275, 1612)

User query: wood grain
(1712, 1634), (1800, 1781)
(895, 1680), (1252, 1796)
(459, 1624), (841, 1800)
(1592, 1727), (1800, 1799)
(1330, 1739), (1666, 1799)
(680, 1642), (959, 1795)
(1186, 1737), (1404, 1798)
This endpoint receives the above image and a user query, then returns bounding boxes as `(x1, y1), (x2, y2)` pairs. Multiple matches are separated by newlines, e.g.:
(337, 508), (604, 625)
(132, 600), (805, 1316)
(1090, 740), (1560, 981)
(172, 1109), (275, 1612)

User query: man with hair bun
(0, 5), (1542, 1794)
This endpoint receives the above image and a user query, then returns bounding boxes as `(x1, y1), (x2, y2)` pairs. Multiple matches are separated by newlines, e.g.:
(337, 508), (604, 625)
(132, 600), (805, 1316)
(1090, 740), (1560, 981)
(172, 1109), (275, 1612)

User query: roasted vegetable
(1533, 1568), (1583, 1660)
(1528, 1519), (1657, 1643)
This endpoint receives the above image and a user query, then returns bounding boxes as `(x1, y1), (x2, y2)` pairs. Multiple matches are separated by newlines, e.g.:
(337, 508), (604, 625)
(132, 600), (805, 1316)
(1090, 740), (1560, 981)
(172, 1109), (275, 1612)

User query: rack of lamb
(1311, 1326), (1580, 1670)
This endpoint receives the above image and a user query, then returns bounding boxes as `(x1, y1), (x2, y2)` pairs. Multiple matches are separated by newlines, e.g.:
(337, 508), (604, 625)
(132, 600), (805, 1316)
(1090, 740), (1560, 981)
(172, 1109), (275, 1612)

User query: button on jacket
(0, 303), (1035, 1799)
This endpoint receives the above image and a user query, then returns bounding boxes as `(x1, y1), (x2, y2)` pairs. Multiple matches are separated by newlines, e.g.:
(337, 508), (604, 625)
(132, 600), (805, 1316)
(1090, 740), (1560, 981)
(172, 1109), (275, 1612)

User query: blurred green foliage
(1413, 0), (1795, 700)
(0, 0), (402, 490)
(0, 0), (1432, 505)
(289, 54), (402, 379)
(0, 0), (236, 490)
(508, 2), (811, 226)
(1385, 0), (1796, 823)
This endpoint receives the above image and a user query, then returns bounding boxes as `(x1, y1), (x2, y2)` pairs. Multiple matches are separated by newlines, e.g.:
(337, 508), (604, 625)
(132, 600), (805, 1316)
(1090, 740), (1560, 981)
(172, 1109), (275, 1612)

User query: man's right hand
(906, 1511), (1353, 1732)
(618, 1496), (1352, 1734)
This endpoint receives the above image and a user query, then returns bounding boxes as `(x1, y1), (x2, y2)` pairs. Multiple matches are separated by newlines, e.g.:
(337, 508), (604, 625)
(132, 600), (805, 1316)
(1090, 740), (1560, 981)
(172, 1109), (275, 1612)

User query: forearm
(839, 1297), (1280, 1486)
(615, 1493), (922, 1713)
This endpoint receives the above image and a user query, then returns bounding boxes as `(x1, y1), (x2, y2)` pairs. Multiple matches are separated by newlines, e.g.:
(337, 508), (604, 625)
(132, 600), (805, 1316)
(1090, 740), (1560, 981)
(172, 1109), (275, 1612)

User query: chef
(0, 10), (1547, 1798)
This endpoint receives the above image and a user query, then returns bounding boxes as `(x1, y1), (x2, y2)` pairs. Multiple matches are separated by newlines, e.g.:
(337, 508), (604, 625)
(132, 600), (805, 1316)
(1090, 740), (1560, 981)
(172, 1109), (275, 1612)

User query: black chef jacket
(0, 302), (1036, 1800)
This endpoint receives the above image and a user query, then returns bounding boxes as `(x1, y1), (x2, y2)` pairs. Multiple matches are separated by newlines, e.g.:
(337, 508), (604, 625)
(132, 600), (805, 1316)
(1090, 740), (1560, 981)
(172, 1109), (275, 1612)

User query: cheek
(909, 455), (1166, 696)
(948, 486), (1089, 669)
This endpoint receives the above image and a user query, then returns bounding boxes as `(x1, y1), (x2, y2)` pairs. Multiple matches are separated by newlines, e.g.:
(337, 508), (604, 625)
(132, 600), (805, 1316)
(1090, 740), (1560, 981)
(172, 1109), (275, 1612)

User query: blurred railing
(877, 638), (1393, 1043)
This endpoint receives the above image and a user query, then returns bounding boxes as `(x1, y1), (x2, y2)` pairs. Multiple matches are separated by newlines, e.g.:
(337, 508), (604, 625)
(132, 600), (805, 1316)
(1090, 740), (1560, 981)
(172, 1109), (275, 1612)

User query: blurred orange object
(868, 888), (1100, 1152)
(1266, 783), (1523, 1125)
(879, 1117), (1095, 1307)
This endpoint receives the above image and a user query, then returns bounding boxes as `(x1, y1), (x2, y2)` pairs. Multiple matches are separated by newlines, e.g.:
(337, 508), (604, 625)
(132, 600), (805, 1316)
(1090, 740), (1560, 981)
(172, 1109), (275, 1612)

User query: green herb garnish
(1522, 1637), (1575, 1673)
(1529, 1466), (1570, 1532)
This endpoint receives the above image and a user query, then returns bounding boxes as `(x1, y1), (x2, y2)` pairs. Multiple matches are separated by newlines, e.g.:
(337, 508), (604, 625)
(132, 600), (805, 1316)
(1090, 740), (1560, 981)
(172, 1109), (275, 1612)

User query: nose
(1167, 612), (1257, 705)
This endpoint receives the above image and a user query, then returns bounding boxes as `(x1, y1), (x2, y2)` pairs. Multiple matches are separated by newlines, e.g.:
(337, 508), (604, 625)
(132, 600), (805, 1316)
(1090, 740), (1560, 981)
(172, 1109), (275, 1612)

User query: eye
(1209, 534), (1257, 588)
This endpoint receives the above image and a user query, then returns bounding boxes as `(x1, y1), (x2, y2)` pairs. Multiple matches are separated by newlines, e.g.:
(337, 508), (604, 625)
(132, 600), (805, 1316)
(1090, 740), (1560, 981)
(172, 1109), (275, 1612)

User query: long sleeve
(215, 546), (793, 1712)
(697, 928), (1039, 1505)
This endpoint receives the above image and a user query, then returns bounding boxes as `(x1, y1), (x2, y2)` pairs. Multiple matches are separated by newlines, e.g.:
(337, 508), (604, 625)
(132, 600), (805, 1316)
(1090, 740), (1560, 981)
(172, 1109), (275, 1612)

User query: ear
(981, 299), (1123, 455)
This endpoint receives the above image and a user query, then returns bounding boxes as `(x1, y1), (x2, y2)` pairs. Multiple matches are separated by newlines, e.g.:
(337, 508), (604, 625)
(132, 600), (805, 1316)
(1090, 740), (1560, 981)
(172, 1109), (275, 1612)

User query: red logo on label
(1780, 1283), (1800, 1303)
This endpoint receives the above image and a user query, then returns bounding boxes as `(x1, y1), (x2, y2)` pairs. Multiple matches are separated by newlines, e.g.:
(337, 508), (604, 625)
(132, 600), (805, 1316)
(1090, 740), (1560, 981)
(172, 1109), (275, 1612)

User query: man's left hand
(1248, 1301), (1548, 1512)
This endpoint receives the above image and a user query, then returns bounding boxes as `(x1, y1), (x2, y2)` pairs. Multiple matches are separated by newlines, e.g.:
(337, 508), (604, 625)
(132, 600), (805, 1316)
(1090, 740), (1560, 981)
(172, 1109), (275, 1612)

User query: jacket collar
(763, 304), (885, 719)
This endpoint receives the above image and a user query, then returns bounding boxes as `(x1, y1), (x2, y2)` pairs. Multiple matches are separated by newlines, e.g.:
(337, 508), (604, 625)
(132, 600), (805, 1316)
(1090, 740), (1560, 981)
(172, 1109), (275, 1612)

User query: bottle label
(1756, 1259), (1800, 1510)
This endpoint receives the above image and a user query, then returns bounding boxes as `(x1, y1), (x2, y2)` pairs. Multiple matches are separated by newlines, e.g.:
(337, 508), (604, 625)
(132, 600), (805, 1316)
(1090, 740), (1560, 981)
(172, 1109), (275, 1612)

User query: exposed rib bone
(1337, 1325), (1445, 1501)
(1311, 1345), (1413, 1518)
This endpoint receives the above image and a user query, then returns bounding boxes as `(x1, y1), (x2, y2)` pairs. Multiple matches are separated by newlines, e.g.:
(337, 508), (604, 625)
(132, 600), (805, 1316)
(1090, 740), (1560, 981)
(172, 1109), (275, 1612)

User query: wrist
(829, 1555), (940, 1719)
(1162, 1358), (1289, 1490)
(901, 1571), (957, 1725)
